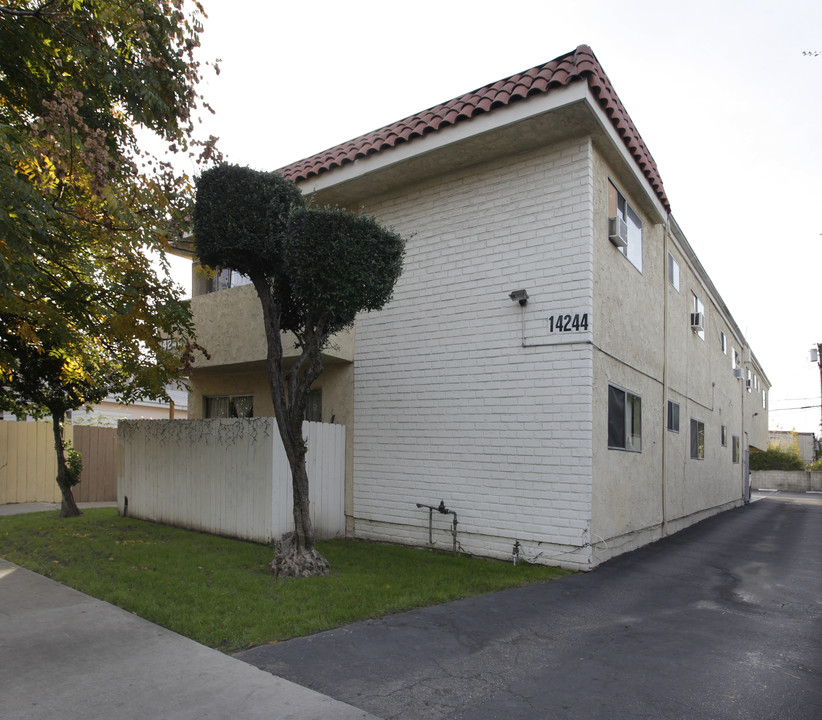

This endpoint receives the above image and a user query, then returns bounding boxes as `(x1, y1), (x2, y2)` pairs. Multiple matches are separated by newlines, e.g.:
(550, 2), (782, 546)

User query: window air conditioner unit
(733, 367), (744, 379)
(608, 216), (628, 248)
(690, 312), (704, 331)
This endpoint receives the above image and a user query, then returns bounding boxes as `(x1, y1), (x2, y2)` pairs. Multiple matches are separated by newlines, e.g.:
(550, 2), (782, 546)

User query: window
(691, 291), (705, 340)
(608, 385), (642, 451)
(721, 425), (727, 447)
(721, 331), (727, 355)
(763, 390), (767, 410)
(210, 268), (252, 293)
(732, 436), (740, 464)
(608, 180), (643, 272)
(690, 418), (705, 459)
(668, 252), (680, 291)
(205, 395), (253, 418)
(667, 400), (680, 433)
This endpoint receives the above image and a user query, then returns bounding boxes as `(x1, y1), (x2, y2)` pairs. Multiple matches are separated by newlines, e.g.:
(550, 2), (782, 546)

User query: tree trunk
(269, 444), (331, 578)
(253, 275), (330, 578)
(52, 412), (81, 518)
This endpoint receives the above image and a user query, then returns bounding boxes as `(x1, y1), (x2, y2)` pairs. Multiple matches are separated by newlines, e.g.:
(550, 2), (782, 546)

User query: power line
(769, 405), (821, 412)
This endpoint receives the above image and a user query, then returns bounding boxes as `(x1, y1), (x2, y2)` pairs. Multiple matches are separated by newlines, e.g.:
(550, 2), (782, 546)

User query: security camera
(509, 289), (528, 306)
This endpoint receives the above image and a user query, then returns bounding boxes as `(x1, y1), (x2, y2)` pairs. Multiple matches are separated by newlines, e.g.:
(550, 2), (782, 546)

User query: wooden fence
(0, 422), (118, 505)
(118, 418), (345, 543)
(73, 426), (118, 502)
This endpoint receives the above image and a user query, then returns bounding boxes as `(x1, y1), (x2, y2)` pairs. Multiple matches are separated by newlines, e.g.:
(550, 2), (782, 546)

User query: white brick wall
(352, 139), (596, 569)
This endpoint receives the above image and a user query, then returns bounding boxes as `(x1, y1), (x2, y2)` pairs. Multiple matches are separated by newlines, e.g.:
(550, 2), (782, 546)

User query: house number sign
(547, 312), (590, 333)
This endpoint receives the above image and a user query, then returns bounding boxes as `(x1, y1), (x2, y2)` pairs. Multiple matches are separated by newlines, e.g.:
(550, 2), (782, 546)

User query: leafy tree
(1, 326), (119, 515)
(194, 164), (405, 577)
(1, 1), (218, 515)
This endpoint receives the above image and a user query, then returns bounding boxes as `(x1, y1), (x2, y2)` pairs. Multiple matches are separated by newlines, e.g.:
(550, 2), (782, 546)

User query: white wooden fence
(118, 418), (345, 543)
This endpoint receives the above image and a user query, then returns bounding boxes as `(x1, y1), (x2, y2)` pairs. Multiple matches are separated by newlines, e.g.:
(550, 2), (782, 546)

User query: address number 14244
(547, 313), (589, 333)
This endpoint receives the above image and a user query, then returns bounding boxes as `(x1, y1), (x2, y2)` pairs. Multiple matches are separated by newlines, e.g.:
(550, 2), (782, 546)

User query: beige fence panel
(275, 421), (347, 540)
(0, 421), (66, 504)
(118, 419), (345, 543)
(74, 426), (117, 502)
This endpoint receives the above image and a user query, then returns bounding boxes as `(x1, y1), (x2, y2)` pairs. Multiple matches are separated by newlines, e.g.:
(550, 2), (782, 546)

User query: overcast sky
(175, 0), (822, 435)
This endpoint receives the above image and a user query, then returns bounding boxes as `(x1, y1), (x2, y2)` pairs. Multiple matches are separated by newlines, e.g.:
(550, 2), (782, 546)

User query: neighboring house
(188, 45), (770, 570)
(1, 386), (188, 426)
(768, 430), (816, 465)
(71, 387), (189, 426)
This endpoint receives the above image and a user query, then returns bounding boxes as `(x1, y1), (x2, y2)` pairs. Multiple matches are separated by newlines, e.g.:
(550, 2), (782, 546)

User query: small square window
(667, 400), (680, 433)
(608, 385), (642, 452)
(690, 419), (705, 459)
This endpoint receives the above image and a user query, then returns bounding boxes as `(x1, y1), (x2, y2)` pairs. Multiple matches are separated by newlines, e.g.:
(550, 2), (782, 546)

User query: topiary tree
(194, 164), (405, 577)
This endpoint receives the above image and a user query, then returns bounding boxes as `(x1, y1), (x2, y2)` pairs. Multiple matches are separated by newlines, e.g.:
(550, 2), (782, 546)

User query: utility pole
(812, 343), (822, 447)
(817, 343), (822, 439)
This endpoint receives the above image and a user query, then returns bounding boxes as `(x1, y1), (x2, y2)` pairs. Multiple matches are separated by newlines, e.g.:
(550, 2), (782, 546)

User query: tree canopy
(1, 1), (218, 515)
(194, 164), (405, 576)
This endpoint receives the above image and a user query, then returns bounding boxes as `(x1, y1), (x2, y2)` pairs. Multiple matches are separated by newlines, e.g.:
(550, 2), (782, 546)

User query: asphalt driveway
(237, 493), (822, 719)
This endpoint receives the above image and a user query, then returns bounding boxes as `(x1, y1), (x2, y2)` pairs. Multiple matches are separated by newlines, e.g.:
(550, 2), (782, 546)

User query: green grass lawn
(0, 508), (570, 652)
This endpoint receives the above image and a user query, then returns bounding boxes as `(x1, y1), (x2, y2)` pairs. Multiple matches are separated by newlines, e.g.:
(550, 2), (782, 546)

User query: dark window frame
(667, 400), (680, 433)
(690, 418), (705, 459)
(608, 384), (642, 452)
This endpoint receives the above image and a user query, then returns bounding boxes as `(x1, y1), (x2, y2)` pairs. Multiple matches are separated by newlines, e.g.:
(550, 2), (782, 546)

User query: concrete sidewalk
(0, 557), (379, 720)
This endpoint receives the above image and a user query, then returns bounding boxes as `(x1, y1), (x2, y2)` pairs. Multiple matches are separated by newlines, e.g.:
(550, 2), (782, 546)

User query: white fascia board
(297, 82), (591, 194)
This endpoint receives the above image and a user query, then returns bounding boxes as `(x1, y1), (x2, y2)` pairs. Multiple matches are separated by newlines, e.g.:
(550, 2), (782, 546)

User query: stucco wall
(588, 148), (768, 559)
(190, 283), (354, 368)
(590, 149), (665, 551)
(349, 138), (596, 570)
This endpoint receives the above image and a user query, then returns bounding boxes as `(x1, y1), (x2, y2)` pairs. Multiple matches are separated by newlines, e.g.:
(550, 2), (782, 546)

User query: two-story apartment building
(187, 45), (769, 569)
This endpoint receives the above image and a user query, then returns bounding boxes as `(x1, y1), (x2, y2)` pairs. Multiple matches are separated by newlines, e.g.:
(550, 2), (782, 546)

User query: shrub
(64, 440), (83, 487)
(749, 446), (805, 471)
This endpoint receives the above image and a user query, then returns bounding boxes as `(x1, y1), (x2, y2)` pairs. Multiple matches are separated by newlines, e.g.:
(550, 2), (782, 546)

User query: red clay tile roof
(279, 45), (669, 212)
